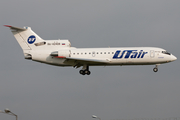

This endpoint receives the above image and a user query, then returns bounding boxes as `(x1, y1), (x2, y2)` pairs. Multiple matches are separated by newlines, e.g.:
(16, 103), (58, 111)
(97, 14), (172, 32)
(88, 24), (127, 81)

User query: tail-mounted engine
(51, 50), (70, 58)
(24, 53), (32, 59)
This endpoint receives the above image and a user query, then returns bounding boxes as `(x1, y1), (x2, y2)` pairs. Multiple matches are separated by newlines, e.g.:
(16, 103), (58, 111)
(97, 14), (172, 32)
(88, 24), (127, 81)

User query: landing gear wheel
(79, 70), (91, 75)
(153, 68), (158, 72)
(84, 70), (91, 75)
(79, 70), (85, 75)
(84, 70), (88, 74)
(79, 65), (91, 75)
(87, 71), (91, 75)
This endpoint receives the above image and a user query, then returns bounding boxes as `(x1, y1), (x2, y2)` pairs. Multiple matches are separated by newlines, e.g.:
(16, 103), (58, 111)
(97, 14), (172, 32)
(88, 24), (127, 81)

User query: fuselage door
(69, 50), (71, 57)
(92, 51), (96, 57)
(150, 50), (155, 58)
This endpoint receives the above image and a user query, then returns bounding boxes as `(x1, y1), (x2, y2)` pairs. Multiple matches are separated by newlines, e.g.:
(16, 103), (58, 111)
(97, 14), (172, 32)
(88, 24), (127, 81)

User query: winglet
(4, 25), (26, 31)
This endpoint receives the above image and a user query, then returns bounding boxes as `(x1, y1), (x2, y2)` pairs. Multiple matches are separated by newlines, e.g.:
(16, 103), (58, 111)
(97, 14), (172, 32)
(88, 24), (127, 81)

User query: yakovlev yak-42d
(5, 25), (177, 75)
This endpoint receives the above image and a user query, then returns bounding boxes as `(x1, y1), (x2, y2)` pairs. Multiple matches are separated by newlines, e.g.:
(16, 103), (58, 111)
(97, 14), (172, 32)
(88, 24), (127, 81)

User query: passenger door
(150, 50), (155, 58)
(92, 51), (96, 57)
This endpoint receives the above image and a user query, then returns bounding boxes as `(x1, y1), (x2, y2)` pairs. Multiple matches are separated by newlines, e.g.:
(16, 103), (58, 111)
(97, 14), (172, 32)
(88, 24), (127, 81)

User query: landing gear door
(150, 50), (155, 58)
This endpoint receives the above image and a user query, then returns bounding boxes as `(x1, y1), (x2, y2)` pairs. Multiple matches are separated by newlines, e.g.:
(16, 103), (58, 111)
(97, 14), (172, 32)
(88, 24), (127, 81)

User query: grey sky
(0, 1), (180, 120)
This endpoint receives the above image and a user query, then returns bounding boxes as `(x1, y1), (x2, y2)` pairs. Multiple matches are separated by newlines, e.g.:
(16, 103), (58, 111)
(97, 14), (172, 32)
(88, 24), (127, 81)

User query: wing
(50, 51), (111, 68)
(54, 56), (111, 68)
(65, 57), (111, 63)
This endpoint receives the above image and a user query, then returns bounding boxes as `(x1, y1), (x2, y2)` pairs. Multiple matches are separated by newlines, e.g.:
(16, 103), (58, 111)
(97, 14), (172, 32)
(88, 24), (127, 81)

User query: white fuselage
(5, 25), (177, 75)
(30, 47), (176, 66)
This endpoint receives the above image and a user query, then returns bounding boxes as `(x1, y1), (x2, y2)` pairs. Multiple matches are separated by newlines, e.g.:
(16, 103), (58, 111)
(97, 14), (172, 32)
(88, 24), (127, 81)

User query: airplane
(4, 25), (177, 75)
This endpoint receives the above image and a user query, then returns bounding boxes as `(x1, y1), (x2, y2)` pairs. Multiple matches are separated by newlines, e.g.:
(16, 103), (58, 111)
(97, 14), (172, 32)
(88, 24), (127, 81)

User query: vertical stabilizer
(4, 25), (44, 50)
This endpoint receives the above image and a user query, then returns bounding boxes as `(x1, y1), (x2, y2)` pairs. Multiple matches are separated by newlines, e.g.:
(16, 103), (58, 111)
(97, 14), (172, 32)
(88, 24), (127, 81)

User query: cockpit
(162, 51), (171, 55)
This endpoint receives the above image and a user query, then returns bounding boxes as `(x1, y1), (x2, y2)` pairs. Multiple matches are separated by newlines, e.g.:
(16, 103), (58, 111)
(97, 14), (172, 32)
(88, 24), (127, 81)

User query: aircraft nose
(171, 55), (177, 61)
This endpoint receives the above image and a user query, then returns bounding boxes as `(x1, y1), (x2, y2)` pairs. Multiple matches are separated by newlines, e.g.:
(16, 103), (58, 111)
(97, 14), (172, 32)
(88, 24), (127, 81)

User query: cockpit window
(162, 51), (171, 55)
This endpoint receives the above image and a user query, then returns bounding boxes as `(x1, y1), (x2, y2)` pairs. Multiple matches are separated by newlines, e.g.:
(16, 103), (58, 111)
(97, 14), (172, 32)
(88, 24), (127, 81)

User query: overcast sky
(0, 1), (180, 120)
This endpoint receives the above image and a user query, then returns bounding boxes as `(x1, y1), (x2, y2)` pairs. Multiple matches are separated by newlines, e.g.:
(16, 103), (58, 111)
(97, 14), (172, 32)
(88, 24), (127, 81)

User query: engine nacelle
(51, 50), (70, 58)
(58, 50), (70, 57)
(24, 53), (32, 59)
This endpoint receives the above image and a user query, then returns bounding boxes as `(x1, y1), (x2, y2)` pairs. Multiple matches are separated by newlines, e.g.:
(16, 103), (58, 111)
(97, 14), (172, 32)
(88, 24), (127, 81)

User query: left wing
(51, 51), (111, 63)
(64, 57), (111, 68)
(51, 52), (111, 68)
(64, 57), (111, 63)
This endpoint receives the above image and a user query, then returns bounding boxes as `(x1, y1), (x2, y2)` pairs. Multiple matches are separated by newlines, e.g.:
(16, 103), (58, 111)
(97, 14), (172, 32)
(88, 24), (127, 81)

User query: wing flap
(68, 57), (111, 63)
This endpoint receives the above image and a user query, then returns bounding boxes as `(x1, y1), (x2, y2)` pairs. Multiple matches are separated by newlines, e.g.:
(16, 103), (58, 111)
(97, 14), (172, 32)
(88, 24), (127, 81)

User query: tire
(153, 68), (158, 72)
(84, 70), (89, 74)
(87, 71), (91, 75)
(79, 70), (84, 74)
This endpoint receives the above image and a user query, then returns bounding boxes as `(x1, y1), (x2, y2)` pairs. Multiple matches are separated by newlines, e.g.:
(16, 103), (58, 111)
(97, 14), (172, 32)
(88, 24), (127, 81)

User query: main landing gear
(153, 64), (159, 72)
(79, 65), (91, 75)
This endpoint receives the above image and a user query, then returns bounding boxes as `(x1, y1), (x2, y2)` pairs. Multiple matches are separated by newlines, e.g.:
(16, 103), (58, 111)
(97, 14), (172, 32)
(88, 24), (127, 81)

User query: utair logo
(27, 35), (36, 44)
(113, 50), (148, 59)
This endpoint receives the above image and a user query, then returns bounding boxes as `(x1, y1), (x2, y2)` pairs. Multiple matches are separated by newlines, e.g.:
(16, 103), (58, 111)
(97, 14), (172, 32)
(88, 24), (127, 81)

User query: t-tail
(4, 25), (71, 60)
(4, 25), (44, 50)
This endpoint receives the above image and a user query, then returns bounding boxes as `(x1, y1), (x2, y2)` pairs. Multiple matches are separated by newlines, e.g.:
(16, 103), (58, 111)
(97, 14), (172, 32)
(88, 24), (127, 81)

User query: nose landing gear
(153, 64), (159, 72)
(153, 67), (158, 72)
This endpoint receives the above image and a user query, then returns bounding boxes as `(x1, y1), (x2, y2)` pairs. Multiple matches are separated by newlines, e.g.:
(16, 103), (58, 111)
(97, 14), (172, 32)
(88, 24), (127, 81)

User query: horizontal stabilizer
(4, 25), (26, 31)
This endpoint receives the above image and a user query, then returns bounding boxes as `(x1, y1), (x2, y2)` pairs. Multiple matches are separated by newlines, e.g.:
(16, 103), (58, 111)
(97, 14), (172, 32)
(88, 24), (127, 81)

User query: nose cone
(171, 55), (177, 61)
